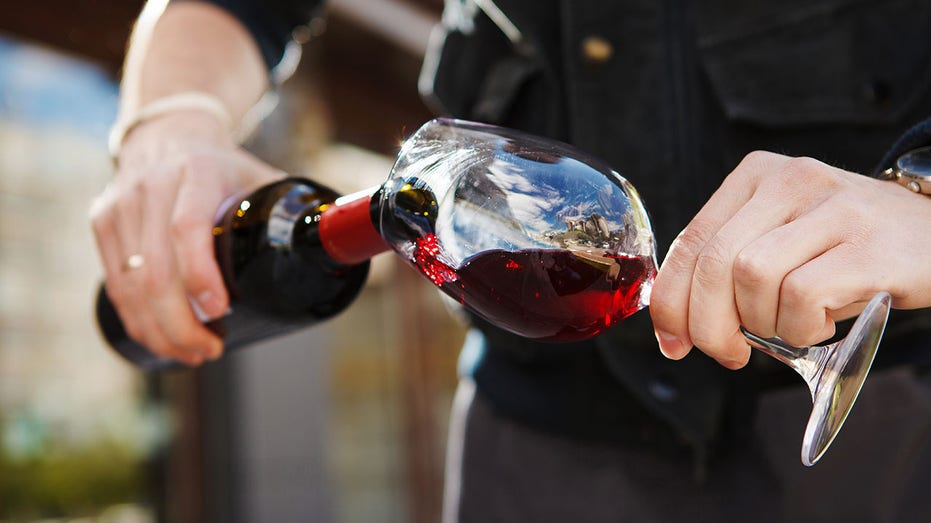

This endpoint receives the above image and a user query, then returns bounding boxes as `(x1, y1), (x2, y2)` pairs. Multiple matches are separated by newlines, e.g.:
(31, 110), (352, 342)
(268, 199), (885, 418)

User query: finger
(733, 201), (844, 341)
(90, 188), (147, 342)
(89, 186), (126, 286)
(650, 152), (771, 359)
(110, 291), (205, 367)
(777, 241), (877, 347)
(90, 183), (155, 345)
(92, 179), (208, 366)
(687, 192), (796, 367)
(140, 172), (223, 362)
(171, 159), (231, 320)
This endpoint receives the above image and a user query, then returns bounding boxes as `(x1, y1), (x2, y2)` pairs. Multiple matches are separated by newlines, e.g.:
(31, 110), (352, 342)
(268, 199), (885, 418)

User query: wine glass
(378, 118), (891, 466)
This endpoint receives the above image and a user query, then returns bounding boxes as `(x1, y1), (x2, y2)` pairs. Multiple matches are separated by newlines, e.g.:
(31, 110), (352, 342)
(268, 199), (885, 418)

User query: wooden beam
(0, 0), (144, 75)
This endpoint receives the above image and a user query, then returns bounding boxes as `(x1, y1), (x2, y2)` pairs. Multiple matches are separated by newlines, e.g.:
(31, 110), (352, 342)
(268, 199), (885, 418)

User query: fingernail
(716, 358), (747, 371)
(655, 330), (689, 360)
(195, 290), (224, 320)
(207, 342), (223, 361)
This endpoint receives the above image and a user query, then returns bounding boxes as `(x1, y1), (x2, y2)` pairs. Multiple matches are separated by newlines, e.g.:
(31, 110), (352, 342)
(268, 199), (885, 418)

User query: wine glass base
(801, 292), (891, 466)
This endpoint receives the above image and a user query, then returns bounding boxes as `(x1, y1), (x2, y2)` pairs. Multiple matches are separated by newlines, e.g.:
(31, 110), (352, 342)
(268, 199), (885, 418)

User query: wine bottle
(99, 118), (657, 369)
(96, 177), (390, 370)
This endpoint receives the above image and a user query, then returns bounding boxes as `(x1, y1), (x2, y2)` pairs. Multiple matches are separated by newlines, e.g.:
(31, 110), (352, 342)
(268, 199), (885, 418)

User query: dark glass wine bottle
(96, 177), (390, 370)
(98, 118), (658, 370)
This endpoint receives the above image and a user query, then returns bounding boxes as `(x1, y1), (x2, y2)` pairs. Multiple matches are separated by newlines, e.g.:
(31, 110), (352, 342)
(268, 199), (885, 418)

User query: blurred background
(0, 0), (467, 522)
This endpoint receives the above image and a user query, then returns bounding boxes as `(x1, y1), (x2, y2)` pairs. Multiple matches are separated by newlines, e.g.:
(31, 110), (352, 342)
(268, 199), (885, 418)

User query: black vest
(423, 0), (931, 457)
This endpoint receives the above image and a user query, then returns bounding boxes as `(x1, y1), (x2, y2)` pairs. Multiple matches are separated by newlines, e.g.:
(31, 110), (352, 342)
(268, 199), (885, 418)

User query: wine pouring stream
(97, 118), (891, 466)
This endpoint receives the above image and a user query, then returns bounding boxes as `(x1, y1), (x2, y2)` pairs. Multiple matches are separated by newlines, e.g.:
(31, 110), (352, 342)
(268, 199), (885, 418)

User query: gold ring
(123, 254), (145, 271)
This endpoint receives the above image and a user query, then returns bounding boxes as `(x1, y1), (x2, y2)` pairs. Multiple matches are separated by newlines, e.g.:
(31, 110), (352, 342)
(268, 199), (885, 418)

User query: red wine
(412, 235), (655, 342)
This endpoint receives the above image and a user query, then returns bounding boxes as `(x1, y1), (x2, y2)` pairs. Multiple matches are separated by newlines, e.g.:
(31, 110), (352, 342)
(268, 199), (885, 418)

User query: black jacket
(423, 0), (931, 459)
(193, 0), (931, 460)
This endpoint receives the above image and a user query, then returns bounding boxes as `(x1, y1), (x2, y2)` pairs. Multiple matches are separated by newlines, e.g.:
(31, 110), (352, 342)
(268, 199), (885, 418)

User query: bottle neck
(317, 185), (391, 265)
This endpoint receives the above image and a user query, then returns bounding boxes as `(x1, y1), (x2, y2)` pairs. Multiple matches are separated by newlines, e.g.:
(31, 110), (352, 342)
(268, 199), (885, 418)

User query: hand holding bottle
(96, 118), (654, 369)
(90, 111), (284, 366)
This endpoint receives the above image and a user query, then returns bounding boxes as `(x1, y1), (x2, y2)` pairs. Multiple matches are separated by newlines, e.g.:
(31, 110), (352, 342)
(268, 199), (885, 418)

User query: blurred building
(0, 1), (464, 522)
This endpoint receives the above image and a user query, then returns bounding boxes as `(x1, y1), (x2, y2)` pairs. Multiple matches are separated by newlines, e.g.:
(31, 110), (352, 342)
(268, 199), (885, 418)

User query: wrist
(115, 110), (237, 170)
(109, 91), (237, 164)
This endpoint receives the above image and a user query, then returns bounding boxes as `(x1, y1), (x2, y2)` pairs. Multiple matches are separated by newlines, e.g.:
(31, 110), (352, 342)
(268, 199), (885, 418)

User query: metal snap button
(581, 35), (614, 64)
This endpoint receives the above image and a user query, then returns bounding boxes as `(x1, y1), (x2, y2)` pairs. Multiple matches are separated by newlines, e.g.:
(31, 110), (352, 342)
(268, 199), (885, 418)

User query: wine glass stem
(739, 327), (834, 400)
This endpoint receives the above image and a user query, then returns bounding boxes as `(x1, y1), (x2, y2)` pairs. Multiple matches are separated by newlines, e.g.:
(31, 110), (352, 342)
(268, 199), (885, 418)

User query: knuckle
(177, 152), (220, 180)
(759, 156), (826, 197)
(647, 299), (684, 338)
(140, 265), (171, 296)
(780, 273), (811, 310)
(733, 150), (779, 183)
(671, 221), (715, 262)
(733, 249), (770, 288)
(778, 318), (826, 348)
(689, 327), (724, 358)
(184, 263), (219, 298)
(693, 241), (731, 285)
(783, 155), (822, 177)
(169, 211), (207, 241)
(125, 172), (149, 195)
(647, 291), (676, 323)
(781, 156), (843, 191)
(89, 208), (113, 236)
(739, 150), (775, 169)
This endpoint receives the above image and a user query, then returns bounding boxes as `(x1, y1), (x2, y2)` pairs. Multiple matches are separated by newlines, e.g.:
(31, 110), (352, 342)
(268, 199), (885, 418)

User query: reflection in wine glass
(380, 118), (891, 466)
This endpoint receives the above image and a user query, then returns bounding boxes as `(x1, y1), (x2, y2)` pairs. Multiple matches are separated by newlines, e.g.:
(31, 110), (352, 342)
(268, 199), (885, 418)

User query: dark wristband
(874, 116), (931, 175)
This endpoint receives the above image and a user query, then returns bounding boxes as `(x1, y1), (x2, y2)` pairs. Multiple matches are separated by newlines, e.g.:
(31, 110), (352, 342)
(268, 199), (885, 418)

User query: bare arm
(121, 2), (269, 124)
(90, 1), (287, 365)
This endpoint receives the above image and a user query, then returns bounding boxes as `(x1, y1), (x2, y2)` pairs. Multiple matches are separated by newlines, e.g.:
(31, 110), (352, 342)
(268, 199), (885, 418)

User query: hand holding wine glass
(377, 121), (921, 465)
(649, 151), (931, 367)
(647, 150), (931, 464)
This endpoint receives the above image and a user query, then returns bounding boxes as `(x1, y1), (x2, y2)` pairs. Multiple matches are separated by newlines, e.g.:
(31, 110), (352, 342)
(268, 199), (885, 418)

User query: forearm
(118, 1), (269, 132)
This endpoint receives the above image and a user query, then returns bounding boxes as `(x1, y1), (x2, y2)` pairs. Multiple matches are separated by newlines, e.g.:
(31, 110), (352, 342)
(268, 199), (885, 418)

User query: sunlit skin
(650, 151), (931, 369)
(88, 2), (283, 365)
(93, 3), (931, 371)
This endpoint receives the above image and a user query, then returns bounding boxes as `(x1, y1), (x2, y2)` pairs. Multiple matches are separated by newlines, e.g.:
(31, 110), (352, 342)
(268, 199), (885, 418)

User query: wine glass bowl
(378, 118), (658, 342)
(380, 118), (892, 465)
